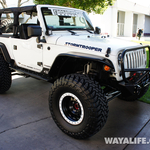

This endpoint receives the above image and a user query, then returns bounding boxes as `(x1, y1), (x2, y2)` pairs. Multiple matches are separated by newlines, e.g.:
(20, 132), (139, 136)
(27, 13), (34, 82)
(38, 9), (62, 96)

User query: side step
(10, 67), (51, 82)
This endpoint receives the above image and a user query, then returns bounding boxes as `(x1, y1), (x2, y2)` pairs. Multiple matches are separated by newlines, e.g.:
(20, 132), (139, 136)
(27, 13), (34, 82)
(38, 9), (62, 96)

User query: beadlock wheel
(49, 74), (108, 139)
(59, 92), (84, 125)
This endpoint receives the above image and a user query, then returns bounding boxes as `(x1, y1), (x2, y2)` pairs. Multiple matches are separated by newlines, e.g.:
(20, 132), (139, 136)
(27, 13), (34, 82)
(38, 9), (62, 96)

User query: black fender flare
(49, 53), (115, 80)
(0, 42), (11, 63)
(55, 53), (114, 68)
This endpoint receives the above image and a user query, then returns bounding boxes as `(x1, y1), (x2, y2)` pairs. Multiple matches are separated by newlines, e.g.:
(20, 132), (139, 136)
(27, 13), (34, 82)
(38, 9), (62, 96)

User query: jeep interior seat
(20, 24), (37, 39)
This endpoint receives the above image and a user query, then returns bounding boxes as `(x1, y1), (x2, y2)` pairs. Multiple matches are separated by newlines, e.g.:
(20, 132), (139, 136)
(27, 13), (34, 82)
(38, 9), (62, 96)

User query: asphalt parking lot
(0, 76), (150, 150)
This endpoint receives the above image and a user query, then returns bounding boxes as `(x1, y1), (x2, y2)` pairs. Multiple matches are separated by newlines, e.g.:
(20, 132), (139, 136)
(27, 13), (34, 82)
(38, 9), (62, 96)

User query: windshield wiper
(69, 28), (93, 34)
(67, 30), (76, 35)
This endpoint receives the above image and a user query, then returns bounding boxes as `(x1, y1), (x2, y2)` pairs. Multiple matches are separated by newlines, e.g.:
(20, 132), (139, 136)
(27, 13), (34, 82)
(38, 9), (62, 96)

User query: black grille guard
(121, 45), (150, 83)
(118, 45), (150, 94)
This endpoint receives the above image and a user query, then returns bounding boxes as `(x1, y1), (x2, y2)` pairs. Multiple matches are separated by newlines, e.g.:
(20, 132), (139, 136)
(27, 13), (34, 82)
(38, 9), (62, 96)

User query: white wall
(111, 7), (118, 37)
(89, 6), (117, 36)
(89, 7), (112, 34)
(116, 0), (150, 15)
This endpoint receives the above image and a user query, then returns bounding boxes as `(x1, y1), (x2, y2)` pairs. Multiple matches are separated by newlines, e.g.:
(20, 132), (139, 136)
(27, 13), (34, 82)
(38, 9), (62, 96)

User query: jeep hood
(54, 34), (140, 56)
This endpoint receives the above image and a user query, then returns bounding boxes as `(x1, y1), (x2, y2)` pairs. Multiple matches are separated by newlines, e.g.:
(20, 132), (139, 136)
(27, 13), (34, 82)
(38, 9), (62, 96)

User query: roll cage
(0, 5), (37, 37)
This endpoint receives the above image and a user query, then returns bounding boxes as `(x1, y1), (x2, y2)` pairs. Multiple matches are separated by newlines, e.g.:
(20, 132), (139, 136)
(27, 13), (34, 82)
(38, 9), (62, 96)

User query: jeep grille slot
(124, 49), (145, 69)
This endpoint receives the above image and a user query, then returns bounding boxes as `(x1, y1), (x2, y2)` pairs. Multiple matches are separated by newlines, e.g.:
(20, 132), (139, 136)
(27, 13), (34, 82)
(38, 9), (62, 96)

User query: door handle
(37, 62), (43, 66)
(13, 45), (17, 50)
(37, 44), (43, 49)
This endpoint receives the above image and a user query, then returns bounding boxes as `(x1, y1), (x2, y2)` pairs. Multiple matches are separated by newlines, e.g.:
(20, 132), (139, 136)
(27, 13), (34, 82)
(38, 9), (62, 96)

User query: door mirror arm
(36, 36), (46, 43)
(94, 27), (101, 34)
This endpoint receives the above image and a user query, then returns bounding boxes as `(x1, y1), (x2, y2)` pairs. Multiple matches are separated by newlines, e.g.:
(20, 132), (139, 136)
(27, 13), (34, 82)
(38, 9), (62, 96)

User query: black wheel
(0, 19), (13, 33)
(0, 55), (12, 93)
(49, 74), (108, 139)
(118, 85), (149, 101)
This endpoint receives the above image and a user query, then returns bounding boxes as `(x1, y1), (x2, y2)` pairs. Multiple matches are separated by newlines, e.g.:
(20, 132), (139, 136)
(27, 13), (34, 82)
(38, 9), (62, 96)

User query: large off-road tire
(49, 74), (108, 139)
(0, 55), (12, 93)
(118, 85), (149, 101)
(0, 19), (13, 33)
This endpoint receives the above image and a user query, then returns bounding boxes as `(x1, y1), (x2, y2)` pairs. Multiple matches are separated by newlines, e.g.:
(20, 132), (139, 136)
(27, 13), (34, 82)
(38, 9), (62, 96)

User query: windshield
(41, 7), (94, 31)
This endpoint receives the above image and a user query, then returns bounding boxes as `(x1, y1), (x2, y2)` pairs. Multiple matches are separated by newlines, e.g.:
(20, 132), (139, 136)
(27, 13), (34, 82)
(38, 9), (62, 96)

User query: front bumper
(119, 45), (150, 95)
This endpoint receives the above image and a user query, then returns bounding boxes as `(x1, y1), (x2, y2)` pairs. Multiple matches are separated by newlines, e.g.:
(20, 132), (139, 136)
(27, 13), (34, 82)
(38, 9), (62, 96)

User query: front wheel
(49, 74), (108, 139)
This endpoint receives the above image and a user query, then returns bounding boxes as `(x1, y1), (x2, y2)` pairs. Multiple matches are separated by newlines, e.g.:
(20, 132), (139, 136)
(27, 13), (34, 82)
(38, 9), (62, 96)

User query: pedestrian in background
(137, 28), (143, 40)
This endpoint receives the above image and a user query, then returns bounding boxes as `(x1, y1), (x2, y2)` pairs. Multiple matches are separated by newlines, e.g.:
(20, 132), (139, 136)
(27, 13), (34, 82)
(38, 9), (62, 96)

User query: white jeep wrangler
(0, 5), (150, 139)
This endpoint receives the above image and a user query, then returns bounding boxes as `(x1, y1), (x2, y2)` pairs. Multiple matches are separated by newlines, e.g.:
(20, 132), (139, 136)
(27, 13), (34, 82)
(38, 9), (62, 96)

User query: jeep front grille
(124, 49), (146, 69)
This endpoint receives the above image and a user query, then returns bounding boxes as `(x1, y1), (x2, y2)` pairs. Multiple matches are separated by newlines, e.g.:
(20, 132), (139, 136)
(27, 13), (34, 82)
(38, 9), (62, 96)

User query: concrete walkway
(0, 76), (150, 150)
(116, 36), (150, 42)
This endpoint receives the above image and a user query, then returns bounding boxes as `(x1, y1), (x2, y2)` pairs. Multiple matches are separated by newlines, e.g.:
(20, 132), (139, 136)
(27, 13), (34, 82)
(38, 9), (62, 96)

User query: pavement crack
(0, 114), (4, 119)
(133, 119), (150, 138)
(123, 119), (150, 150)
(0, 116), (51, 135)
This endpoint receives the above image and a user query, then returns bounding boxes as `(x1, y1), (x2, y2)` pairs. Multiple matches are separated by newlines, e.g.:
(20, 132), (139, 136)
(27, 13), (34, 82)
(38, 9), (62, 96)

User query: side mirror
(27, 25), (42, 37)
(27, 25), (46, 43)
(94, 27), (101, 34)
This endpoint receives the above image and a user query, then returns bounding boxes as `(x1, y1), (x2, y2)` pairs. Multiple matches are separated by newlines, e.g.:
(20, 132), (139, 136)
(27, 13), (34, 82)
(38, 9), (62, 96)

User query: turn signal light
(104, 65), (110, 71)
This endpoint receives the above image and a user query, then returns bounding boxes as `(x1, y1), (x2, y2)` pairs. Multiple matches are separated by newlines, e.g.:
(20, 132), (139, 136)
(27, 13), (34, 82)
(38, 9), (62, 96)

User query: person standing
(137, 28), (143, 40)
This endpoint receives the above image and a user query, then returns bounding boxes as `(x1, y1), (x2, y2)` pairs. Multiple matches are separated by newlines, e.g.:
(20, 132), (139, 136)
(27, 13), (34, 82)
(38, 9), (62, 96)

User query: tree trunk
(0, 0), (11, 19)
(18, 0), (22, 7)
(18, 0), (30, 7)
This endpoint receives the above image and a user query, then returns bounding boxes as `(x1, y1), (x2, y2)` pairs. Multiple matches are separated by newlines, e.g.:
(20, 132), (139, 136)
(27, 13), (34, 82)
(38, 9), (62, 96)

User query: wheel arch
(49, 53), (114, 80)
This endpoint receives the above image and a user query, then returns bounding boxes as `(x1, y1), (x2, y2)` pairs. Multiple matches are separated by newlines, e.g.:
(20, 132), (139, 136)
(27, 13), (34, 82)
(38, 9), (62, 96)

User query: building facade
(89, 0), (150, 37)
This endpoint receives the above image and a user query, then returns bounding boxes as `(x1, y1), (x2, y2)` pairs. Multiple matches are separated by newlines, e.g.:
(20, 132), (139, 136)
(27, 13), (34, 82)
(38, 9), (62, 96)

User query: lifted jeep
(0, 5), (150, 139)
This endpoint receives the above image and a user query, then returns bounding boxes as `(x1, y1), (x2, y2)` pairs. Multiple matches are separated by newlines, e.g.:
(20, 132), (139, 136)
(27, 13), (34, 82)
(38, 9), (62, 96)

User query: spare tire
(0, 19), (13, 33)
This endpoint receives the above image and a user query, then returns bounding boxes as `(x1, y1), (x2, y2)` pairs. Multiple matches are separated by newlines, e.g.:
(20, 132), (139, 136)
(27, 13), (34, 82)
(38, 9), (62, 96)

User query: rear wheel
(0, 55), (12, 93)
(49, 74), (108, 139)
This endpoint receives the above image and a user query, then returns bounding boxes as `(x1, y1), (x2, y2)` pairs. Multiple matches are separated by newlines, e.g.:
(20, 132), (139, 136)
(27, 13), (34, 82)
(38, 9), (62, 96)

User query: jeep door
(12, 37), (43, 72)
(11, 11), (43, 72)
